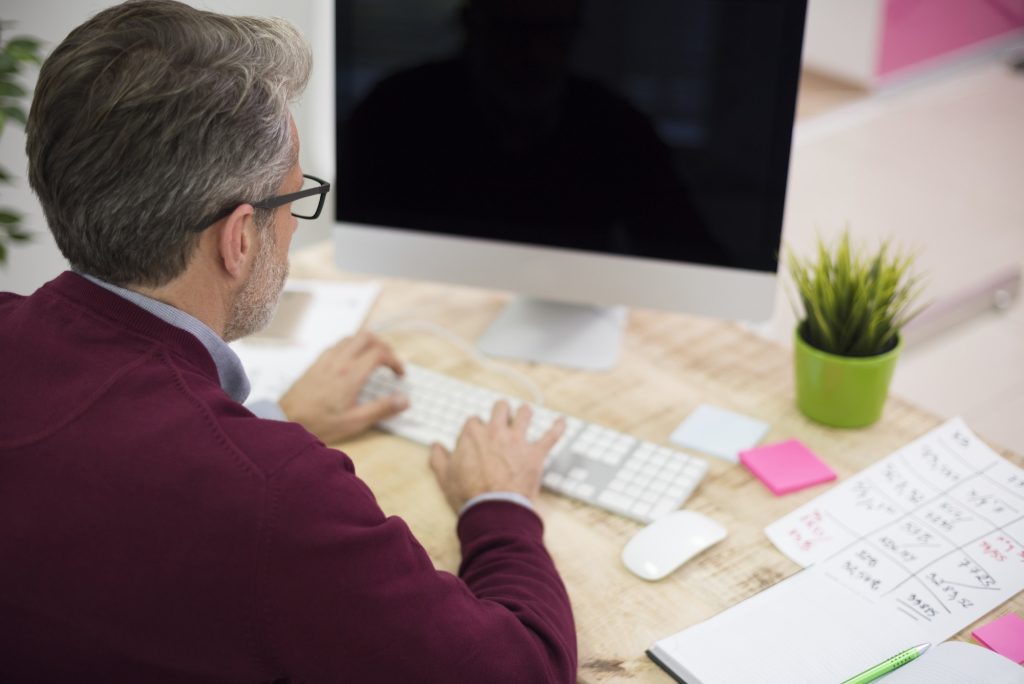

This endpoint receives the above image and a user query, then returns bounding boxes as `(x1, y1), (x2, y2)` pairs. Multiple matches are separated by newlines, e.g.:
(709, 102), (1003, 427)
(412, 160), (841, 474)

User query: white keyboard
(360, 363), (708, 524)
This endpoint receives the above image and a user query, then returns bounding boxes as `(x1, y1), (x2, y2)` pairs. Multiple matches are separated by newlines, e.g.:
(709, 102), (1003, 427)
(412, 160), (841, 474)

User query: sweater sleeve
(258, 444), (577, 683)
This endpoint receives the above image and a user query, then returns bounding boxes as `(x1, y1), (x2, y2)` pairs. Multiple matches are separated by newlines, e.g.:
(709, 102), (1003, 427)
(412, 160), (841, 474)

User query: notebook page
(881, 641), (1024, 684)
(652, 567), (922, 683)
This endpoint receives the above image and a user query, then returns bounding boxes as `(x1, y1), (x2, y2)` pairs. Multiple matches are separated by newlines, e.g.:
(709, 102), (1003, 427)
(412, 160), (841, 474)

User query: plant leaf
(6, 37), (42, 53)
(0, 210), (21, 224)
(1, 104), (25, 125)
(5, 37), (43, 65)
(0, 53), (17, 75)
(0, 80), (26, 97)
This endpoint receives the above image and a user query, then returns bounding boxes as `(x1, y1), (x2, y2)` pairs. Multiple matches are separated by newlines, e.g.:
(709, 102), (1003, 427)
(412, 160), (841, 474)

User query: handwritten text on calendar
(765, 418), (1024, 633)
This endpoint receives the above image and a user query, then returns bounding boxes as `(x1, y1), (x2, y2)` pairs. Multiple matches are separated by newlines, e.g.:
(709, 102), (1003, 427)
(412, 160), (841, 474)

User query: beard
(222, 225), (289, 342)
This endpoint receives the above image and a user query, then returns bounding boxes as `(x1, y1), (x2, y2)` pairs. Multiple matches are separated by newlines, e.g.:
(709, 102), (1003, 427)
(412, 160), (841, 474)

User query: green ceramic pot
(794, 325), (902, 428)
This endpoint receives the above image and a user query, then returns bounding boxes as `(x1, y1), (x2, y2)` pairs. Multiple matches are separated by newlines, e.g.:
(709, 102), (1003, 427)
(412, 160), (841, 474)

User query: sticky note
(739, 439), (836, 495)
(669, 404), (770, 462)
(972, 613), (1024, 663)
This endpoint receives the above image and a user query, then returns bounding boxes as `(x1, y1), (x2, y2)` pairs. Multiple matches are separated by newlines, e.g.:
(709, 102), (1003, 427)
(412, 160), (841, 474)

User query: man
(0, 1), (576, 681)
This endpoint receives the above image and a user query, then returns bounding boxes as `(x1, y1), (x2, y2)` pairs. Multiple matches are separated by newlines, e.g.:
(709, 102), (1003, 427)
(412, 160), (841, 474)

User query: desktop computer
(320, 0), (806, 370)
(296, 0), (809, 522)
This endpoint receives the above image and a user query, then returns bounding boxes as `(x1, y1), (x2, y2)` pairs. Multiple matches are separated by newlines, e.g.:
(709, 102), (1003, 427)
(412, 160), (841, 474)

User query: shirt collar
(78, 273), (251, 403)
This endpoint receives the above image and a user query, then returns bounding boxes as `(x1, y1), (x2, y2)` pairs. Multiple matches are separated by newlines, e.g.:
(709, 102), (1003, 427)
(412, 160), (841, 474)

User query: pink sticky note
(739, 439), (836, 496)
(973, 613), (1024, 664)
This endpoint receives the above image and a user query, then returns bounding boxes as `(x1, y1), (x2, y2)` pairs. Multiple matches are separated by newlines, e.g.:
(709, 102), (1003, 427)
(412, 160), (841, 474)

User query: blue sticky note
(669, 404), (770, 462)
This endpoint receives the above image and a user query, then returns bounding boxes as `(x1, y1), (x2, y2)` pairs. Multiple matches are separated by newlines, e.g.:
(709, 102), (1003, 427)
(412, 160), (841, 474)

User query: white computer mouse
(621, 510), (727, 581)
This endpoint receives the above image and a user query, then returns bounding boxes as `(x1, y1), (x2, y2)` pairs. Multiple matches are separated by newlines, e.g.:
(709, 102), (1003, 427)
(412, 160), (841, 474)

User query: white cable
(369, 318), (546, 406)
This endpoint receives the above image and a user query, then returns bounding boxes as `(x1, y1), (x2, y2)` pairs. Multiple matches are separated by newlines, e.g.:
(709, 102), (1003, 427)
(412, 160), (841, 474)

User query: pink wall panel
(879, 0), (1024, 76)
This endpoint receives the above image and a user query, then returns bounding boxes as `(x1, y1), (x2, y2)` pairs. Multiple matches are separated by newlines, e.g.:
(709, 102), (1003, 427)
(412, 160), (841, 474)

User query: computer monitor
(320, 0), (807, 370)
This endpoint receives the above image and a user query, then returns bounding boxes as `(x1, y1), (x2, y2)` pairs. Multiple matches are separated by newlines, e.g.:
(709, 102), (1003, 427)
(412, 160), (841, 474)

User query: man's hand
(279, 332), (408, 444)
(429, 400), (566, 514)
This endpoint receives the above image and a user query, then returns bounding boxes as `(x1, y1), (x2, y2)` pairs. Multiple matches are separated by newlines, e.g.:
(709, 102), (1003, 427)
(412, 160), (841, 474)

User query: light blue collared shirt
(81, 273), (251, 403)
(80, 272), (531, 515)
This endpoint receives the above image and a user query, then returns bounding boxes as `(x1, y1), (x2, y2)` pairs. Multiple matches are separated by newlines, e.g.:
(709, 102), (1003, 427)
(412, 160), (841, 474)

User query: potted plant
(0, 22), (44, 265)
(785, 231), (925, 428)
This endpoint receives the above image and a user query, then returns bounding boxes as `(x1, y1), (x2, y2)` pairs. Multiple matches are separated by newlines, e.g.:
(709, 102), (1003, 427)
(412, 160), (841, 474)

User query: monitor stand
(477, 297), (628, 371)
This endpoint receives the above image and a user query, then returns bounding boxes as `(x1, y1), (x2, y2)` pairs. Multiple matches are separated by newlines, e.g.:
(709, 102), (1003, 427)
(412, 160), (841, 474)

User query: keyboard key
(631, 502), (652, 517)
(650, 500), (678, 518)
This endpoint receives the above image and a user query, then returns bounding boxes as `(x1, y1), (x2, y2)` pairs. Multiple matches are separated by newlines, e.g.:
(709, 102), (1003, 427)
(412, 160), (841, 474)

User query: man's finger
(534, 416), (567, 454)
(458, 415), (484, 441)
(346, 330), (376, 354)
(349, 337), (405, 383)
(511, 403), (532, 434)
(325, 331), (378, 368)
(345, 394), (409, 433)
(370, 340), (405, 377)
(326, 332), (361, 357)
(489, 400), (510, 428)
(428, 442), (449, 479)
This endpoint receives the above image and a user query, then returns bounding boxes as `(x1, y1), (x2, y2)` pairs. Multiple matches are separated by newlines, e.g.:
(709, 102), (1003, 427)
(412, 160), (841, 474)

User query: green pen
(840, 643), (931, 684)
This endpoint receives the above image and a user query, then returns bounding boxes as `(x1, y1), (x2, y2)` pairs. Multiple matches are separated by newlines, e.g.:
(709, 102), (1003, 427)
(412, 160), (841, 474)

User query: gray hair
(26, 0), (311, 287)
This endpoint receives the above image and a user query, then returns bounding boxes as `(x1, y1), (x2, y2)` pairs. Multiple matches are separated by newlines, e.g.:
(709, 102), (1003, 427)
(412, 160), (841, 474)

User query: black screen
(335, 0), (806, 273)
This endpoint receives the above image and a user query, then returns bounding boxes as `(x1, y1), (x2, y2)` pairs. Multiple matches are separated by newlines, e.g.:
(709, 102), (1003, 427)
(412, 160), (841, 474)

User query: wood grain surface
(291, 241), (1023, 682)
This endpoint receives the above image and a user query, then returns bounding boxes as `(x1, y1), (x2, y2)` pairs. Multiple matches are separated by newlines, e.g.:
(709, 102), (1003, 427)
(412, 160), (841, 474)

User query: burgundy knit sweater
(0, 273), (577, 683)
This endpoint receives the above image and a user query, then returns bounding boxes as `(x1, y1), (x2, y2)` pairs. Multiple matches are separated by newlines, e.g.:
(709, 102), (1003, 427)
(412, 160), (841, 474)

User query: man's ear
(216, 204), (256, 279)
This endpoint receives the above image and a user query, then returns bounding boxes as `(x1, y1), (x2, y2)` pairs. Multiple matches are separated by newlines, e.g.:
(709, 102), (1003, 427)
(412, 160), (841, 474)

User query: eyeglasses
(193, 173), (331, 231)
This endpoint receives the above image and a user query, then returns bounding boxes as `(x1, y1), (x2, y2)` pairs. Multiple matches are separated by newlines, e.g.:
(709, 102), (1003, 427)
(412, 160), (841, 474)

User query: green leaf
(7, 37), (41, 53)
(1, 215), (31, 242)
(0, 165), (9, 182)
(0, 80), (26, 97)
(0, 239), (8, 264)
(6, 37), (44, 66)
(1, 104), (25, 125)
(0, 53), (17, 75)
(0, 210), (21, 224)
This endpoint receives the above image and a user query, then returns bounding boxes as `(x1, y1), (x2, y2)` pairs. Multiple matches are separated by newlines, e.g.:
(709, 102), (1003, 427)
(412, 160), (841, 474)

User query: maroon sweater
(0, 273), (576, 683)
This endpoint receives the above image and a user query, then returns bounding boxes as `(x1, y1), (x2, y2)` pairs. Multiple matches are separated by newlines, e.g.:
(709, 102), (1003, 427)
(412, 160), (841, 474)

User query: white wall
(801, 0), (882, 86)
(0, 0), (325, 295)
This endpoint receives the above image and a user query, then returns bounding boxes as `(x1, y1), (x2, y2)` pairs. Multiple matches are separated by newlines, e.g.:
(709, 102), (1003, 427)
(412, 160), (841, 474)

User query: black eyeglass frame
(193, 173), (331, 231)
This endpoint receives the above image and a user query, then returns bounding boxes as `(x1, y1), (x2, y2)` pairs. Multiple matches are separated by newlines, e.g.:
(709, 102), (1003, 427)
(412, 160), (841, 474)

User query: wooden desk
(292, 242), (1023, 683)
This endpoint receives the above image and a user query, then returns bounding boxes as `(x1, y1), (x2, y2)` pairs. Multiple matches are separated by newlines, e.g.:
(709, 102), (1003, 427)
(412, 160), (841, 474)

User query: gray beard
(223, 228), (288, 343)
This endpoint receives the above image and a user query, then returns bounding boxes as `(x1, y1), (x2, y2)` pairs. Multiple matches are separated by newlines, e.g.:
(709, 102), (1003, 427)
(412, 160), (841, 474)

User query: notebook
(648, 418), (1024, 683)
(646, 565), (1024, 683)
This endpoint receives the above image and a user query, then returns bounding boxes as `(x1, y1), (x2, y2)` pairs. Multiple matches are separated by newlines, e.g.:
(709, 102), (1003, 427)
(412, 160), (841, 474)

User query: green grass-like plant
(786, 231), (926, 357)
(0, 21), (44, 266)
